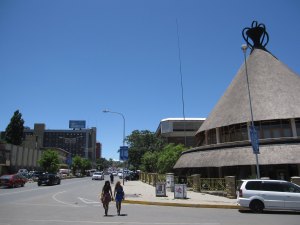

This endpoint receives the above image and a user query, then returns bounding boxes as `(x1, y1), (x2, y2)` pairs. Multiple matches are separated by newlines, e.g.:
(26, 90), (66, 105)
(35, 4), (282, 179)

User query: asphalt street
(0, 176), (299, 225)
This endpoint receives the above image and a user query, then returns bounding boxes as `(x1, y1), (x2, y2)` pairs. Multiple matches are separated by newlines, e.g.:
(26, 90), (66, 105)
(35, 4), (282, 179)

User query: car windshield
(94, 172), (102, 175)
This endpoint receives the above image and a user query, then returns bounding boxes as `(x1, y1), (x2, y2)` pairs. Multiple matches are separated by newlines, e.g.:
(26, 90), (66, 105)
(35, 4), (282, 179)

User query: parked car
(30, 171), (44, 181)
(18, 168), (28, 174)
(0, 174), (27, 188)
(118, 171), (123, 179)
(112, 171), (118, 176)
(92, 171), (104, 180)
(37, 173), (61, 186)
(237, 179), (300, 213)
(125, 171), (139, 181)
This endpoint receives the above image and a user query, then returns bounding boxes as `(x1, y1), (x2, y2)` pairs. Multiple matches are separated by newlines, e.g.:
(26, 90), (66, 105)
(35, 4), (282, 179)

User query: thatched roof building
(198, 48), (300, 132)
(174, 21), (300, 179)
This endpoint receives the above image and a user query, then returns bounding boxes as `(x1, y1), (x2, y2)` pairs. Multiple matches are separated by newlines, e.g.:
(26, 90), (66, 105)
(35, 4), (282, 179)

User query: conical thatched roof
(197, 48), (300, 133)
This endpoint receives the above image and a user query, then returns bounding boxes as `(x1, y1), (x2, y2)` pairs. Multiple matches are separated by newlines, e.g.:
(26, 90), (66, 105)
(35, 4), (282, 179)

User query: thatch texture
(197, 49), (300, 133)
(173, 143), (300, 168)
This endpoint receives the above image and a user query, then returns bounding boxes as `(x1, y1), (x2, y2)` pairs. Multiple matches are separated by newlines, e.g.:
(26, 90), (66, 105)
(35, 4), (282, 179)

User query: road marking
(52, 191), (81, 207)
(78, 197), (100, 204)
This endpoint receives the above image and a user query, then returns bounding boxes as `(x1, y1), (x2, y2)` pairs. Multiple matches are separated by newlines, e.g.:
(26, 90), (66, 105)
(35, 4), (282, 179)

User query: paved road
(1, 176), (299, 225)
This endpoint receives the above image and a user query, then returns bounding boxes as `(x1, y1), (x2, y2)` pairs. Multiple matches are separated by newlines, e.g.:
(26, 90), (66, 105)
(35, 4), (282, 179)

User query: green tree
(96, 157), (110, 171)
(126, 130), (166, 170)
(141, 151), (159, 173)
(157, 144), (186, 174)
(72, 156), (82, 175)
(81, 158), (92, 175)
(5, 110), (24, 145)
(38, 149), (60, 173)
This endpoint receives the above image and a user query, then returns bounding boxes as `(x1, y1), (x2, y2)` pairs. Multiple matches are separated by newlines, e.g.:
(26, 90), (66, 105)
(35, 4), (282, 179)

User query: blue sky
(1, 0), (300, 160)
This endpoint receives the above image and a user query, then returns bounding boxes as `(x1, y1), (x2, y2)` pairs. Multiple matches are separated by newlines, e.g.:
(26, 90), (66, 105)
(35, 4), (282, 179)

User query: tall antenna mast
(176, 19), (187, 146)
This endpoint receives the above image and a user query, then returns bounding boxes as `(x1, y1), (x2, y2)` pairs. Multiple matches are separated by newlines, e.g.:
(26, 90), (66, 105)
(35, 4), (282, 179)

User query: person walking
(114, 181), (125, 216)
(110, 173), (114, 184)
(101, 180), (113, 216)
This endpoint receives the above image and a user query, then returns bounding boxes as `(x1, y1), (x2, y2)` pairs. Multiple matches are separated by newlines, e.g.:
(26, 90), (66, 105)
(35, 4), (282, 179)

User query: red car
(0, 174), (27, 188)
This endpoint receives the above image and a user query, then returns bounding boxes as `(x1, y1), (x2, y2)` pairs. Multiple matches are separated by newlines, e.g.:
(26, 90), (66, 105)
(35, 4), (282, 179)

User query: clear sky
(1, 0), (300, 160)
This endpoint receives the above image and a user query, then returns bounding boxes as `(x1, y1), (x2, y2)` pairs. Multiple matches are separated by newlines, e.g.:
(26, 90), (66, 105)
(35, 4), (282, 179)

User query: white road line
(52, 191), (81, 207)
(78, 197), (100, 204)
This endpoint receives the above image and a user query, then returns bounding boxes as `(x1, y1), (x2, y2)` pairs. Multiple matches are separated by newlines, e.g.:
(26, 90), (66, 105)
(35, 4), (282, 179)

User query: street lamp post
(103, 109), (126, 185)
(241, 44), (261, 179)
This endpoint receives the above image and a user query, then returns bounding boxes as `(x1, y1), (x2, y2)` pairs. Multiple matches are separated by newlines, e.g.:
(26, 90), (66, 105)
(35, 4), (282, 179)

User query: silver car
(238, 179), (300, 213)
(92, 172), (104, 180)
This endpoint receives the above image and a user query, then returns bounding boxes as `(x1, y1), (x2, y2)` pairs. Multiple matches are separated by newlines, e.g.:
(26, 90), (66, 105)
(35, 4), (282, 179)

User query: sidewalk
(122, 180), (240, 209)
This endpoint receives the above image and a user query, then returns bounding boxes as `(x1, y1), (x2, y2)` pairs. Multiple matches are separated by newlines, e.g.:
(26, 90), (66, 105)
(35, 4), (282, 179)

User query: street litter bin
(156, 182), (167, 197)
(174, 184), (187, 199)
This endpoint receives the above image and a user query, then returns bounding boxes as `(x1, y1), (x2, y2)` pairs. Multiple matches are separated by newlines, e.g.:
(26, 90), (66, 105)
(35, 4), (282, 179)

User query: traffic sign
(250, 125), (260, 154)
(119, 146), (128, 161)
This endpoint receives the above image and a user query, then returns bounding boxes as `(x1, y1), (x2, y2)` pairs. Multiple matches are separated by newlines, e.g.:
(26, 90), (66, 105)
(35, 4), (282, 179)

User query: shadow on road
(239, 209), (300, 215)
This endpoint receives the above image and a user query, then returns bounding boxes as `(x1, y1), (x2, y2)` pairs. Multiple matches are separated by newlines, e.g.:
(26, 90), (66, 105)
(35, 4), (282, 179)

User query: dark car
(37, 173), (61, 186)
(30, 171), (44, 181)
(125, 171), (139, 181)
(0, 174), (27, 188)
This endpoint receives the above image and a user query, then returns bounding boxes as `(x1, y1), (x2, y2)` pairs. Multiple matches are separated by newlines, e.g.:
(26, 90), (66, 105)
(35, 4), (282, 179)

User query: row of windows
(173, 122), (203, 132)
(197, 118), (300, 146)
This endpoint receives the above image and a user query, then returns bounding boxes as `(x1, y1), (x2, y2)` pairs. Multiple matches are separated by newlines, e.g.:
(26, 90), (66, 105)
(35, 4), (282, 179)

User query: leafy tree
(96, 157), (110, 171)
(141, 151), (159, 173)
(81, 158), (92, 175)
(72, 156), (82, 175)
(5, 110), (24, 145)
(157, 144), (186, 174)
(126, 130), (166, 170)
(38, 149), (60, 173)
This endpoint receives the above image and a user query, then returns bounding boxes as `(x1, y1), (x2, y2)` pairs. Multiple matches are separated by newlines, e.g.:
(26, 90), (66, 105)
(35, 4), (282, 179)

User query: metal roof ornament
(242, 21), (269, 52)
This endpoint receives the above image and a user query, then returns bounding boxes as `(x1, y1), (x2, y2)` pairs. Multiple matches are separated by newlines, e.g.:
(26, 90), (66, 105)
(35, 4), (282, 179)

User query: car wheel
(38, 182), (41, 186)
(57, 179), (61, 185)
(250, 200), (264, 213)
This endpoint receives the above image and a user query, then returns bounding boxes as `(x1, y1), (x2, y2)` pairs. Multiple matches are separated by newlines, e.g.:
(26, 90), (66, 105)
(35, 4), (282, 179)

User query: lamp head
(241, 44), (248, 53)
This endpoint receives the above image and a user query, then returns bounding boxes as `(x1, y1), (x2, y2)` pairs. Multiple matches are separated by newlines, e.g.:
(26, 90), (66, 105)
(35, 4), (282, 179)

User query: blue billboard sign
(119, 146), (128, 161)
(69, 120), (86, 129)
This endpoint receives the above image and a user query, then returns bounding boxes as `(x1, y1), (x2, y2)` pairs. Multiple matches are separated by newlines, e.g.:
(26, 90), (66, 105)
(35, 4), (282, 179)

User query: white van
(238, 179), (300, 213)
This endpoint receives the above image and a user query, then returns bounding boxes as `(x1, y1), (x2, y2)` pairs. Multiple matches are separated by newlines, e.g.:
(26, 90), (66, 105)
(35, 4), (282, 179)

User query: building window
(255, 119), (292, 139)
(219, 123), (248, 143)
(196, 132), (205, 146)
(295, 118), (300, 137)
(207, 129), (217, 145)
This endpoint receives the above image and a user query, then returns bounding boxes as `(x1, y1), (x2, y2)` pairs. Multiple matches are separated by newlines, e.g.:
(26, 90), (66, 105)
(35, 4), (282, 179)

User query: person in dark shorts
(101, 180), (113, 216)
(110, 173), (114, 184)
(114, 181), (125, 216)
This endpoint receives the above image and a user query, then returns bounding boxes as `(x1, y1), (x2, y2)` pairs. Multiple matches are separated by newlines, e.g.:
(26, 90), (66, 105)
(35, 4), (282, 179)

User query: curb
(124, 200), (241, 209)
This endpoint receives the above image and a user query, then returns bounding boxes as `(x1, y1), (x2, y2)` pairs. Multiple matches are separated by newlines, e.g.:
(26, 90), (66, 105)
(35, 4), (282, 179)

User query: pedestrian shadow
(119, 214), (128, 216)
